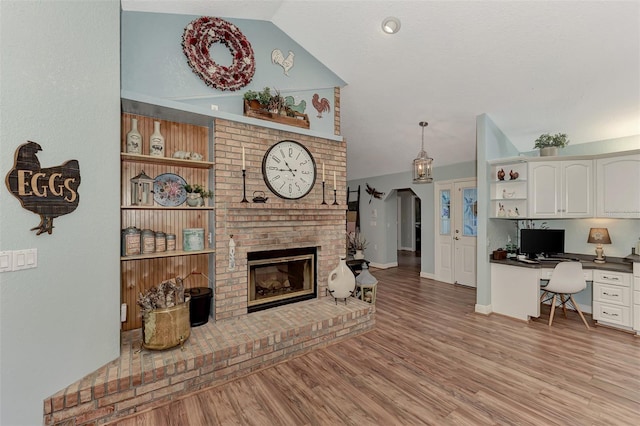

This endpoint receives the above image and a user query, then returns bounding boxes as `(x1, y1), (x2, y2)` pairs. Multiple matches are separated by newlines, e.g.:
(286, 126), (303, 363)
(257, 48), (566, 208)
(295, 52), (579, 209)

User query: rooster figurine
(284, 96), (306, 114)
(5, 141), (81, 235)
(312, 93), (331, 118)
(271, 49), (295, 76)
(366, 183), (385, 204)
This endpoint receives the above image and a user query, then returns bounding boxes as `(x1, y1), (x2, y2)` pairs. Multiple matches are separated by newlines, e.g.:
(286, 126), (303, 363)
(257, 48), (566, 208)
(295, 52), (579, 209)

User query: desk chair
(541, 262), (590, 329)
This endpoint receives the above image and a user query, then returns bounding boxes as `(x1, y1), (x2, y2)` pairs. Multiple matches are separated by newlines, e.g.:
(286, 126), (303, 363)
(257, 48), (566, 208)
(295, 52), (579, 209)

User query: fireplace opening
(248, 247), (317, 313)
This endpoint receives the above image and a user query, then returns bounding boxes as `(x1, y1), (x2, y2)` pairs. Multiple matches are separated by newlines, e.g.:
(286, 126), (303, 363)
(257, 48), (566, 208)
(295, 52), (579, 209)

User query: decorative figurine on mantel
(498, 203), (506, 217)
(497, 168), (505, 180)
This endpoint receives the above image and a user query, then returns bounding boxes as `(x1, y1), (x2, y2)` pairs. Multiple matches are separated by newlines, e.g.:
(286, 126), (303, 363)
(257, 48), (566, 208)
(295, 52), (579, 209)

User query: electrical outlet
(210, 104), (219, 111)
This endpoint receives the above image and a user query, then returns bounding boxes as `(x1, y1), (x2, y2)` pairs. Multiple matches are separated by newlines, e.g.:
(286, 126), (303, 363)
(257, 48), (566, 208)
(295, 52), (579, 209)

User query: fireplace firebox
(247, 247), (317, 313)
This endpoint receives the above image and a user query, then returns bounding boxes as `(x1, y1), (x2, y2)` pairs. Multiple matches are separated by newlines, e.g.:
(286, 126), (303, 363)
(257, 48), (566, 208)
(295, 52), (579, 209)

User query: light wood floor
(112, 258), (640, 425)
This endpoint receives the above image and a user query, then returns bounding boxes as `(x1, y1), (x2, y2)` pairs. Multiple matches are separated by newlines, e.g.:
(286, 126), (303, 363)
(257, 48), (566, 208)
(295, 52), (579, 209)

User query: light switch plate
(0, 251), (12, 272)
(12, 249), (37, 271)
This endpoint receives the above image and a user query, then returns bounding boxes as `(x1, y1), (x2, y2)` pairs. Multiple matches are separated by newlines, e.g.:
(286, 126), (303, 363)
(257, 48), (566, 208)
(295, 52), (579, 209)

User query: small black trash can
(185, 287), (212, 327)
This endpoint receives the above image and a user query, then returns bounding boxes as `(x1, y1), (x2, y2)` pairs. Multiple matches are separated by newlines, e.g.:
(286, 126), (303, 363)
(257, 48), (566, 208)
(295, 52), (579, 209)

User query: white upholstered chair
(541, 261), (590, 329)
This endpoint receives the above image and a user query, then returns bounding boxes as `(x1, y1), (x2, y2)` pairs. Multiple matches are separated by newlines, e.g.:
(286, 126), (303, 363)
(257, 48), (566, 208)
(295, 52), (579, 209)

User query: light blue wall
(347, 161), (476, 276)
(0, 2), (121, 424)
(121, 12), (345, 136)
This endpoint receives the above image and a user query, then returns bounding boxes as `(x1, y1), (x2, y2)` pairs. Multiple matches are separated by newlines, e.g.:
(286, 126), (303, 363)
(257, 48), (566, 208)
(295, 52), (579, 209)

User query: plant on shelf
(533, 133), (569, 156)
(243, 87), (295, 116)
(183, 183), (213, 207)
(347, 231), (368, 259)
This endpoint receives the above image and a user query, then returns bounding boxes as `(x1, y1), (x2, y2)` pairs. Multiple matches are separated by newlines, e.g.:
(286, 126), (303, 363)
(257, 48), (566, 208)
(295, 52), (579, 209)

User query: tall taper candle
(242, 146), (245, 170)
(322, 163), (325, 182)
(333, 170), (336, 189)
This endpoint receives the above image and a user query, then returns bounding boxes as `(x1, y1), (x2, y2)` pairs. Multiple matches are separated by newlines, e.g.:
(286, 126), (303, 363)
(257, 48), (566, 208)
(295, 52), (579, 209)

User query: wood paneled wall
(120, 113), (212, 330)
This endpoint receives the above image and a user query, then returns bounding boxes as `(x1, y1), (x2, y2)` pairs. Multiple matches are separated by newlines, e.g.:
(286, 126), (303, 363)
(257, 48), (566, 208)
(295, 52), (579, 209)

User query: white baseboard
(475, 304), (493, 315)
(420, 271), (435, 279)
(399, 246), (414, 252)
(370, 262), (397, 269)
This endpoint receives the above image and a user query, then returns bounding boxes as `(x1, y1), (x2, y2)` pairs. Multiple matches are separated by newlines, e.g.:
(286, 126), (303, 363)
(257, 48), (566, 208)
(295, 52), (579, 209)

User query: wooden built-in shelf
(121, 248), (215, 261)
(121, 205), (214, 210)
(121, 153), (214, 169)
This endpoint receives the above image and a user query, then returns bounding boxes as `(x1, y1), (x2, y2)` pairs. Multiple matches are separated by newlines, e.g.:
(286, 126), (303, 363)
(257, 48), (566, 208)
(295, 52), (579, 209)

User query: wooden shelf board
(121, 205), (214, 210)
(121, 153), (214, 169)
(121, 248), (215, 261)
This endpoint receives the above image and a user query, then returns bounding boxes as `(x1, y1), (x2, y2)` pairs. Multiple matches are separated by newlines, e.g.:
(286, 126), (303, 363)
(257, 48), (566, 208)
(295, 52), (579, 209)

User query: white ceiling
(121, 1), (640, 180)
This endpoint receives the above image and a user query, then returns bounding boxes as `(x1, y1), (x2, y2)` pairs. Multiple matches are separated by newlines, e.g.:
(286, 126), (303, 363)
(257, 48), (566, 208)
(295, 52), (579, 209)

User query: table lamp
(587, 228), (612, 264)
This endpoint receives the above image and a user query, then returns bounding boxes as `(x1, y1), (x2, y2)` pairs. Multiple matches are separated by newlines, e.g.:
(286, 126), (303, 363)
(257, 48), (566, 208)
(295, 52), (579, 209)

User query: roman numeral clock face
(262, 140), (316, 199)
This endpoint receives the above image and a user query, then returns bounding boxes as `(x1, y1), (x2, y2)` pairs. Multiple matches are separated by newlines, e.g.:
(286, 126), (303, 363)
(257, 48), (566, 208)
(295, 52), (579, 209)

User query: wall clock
(262, 140), (316, 199)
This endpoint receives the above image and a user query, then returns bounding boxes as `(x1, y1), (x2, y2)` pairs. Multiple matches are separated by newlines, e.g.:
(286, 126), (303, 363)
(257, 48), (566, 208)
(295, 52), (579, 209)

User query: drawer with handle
(593, 282), (630, 305)
(593, 301), (631, 327)
(593, 270), (631, 287)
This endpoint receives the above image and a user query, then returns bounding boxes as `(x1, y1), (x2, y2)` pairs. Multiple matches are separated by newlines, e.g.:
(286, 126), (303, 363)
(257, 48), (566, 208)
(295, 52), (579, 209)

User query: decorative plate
(154, 173), (187, 207)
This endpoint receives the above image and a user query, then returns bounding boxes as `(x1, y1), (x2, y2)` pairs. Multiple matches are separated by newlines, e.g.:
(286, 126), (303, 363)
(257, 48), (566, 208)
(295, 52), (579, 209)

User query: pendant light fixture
(413, 121), (434, 184)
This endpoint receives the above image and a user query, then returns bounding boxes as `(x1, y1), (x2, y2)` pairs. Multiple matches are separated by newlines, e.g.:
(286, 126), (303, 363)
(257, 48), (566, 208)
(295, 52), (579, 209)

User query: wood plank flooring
(112, 256), (640, 425)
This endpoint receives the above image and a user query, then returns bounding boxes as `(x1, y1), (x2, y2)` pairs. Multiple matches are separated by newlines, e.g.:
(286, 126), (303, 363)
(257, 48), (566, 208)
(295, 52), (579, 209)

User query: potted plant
(242, 90), (260, 109)
(533, 133), (569, 157)
(183, 183), (213, 207)
(347, 231), (368, 259)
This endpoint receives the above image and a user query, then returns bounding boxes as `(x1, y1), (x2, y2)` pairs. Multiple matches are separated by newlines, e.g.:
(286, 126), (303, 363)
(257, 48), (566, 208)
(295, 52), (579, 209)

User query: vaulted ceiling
(121, 1), (640, 180)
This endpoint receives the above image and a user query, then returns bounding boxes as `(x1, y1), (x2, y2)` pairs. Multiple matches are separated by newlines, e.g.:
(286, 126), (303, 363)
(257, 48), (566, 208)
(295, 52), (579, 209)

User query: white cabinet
(592, 270), (632, 329)
(489, 162), (527, 218)
(528, 160), (593, 218)
(596, 153), (640, 218)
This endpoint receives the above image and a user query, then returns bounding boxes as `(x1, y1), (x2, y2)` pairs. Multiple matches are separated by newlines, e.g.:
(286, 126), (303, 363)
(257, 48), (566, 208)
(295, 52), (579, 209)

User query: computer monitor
(520, 229), (565, 259)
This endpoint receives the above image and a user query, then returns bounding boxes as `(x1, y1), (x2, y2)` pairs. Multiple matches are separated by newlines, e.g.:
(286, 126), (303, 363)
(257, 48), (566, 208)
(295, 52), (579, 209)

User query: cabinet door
(596, 154), (640, 218)
(562, 160), (593, 217)
(528, 162), (561, 218)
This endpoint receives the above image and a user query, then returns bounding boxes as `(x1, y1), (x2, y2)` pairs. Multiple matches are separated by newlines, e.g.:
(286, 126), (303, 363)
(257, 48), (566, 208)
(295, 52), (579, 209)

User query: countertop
(490, 253), (636, 274)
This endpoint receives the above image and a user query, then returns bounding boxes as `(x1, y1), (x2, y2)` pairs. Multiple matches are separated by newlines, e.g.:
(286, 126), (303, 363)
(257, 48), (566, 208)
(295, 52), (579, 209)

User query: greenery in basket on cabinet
(533, 133), (569, 149)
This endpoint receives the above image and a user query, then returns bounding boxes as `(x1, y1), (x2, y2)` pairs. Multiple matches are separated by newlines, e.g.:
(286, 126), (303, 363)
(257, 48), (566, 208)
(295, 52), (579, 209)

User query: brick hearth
(44, 298), (374, 425)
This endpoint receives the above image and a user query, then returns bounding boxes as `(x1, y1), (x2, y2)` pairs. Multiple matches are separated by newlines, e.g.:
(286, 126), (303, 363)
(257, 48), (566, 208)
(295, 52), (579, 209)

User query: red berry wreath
(182, 17), (256, 91)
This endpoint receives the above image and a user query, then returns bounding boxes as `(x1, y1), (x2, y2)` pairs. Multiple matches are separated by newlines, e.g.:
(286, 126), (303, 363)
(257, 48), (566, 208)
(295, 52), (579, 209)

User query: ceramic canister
(183, 228), (205, 251)
(166, 234), (176, 251)
(155, 232), (166, 252)
(121, 227), (141, 256)
(141, 229), (155, 254)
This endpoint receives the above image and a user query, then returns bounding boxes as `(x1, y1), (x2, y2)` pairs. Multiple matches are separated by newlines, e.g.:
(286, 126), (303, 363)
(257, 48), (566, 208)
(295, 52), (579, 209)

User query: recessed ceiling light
(382, 17), (401, 34)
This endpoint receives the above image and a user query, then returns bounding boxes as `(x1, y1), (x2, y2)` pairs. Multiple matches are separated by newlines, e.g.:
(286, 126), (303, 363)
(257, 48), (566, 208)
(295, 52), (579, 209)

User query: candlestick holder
(241, 169), (248, 203)
(332, 189), (338, 205)
(321, 181), (327, 205)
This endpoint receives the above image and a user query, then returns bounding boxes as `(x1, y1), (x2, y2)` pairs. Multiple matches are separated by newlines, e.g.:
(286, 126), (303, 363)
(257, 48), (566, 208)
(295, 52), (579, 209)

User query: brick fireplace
(213, 117), (347, 320)
(44, 93), (377, 425)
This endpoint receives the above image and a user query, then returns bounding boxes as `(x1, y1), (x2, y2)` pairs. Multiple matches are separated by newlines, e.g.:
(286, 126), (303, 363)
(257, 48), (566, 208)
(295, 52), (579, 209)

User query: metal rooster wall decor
(271, 48), (295, 76)
(312, 93), (331, 118)
(366, 183), (385, 204)
(5, 141), (81, 235)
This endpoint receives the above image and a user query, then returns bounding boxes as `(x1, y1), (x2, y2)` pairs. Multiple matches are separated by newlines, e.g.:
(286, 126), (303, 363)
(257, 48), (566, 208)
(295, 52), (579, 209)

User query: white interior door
(453, 180), (477, 287)
(435, 183), (453, 283)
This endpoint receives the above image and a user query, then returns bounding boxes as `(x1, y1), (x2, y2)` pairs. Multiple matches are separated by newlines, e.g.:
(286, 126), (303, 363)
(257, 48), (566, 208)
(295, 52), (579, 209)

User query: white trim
(399, 246), (414, 251)
(475, 304), (492, 315)
(370, 262), (398, 269)
(420, 271), (435, 279)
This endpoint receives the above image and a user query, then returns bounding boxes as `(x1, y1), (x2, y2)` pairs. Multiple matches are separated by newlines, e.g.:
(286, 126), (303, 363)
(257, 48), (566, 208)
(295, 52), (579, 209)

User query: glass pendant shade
(413, 121), (433, 184)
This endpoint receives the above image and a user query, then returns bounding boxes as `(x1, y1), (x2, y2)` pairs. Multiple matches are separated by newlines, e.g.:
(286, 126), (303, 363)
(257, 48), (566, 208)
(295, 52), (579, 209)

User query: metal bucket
(142, 298), (191, 350)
